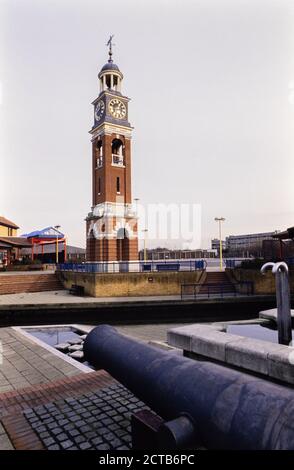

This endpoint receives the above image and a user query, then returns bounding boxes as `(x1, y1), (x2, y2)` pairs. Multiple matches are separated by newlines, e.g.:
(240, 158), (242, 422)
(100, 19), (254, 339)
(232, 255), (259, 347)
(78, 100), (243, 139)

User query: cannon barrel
(84, 325), (294, 450)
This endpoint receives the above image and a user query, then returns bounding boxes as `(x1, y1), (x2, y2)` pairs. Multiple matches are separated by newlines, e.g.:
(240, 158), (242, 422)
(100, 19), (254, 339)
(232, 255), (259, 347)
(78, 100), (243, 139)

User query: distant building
(226, 231), (280, 257)
(211, 238), (226, 255)
(139, 248), (215, 261)
(0, 216), (19, 237)
(0, 216), (30, 264)
(263, 226), (294, 260)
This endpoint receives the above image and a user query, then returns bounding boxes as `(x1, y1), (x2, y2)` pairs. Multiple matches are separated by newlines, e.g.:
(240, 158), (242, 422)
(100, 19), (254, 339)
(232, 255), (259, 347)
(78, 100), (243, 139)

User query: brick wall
(93, 134), (132, 206)
(227, 268), (294, 295)
(59, 270), (203, 297)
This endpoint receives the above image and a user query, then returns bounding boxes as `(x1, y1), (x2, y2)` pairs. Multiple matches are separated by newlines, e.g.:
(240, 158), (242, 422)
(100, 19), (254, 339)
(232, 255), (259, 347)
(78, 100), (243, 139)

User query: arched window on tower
(112, 138), (124, 166)
(96, 140), (103, 168)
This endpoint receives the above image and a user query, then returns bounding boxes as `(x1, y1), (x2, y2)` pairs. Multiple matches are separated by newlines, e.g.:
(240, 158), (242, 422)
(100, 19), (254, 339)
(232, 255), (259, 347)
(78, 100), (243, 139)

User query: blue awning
(21, 226), (64, 239)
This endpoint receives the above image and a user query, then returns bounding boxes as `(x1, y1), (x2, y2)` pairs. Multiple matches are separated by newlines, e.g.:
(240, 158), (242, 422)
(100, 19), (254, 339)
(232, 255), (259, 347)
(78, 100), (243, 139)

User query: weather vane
(106, 35), (115, 62)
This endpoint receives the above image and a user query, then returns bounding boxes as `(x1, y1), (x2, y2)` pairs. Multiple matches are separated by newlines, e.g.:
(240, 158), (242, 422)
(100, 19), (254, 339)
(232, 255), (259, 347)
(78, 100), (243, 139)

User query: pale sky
(1, 0), (294, 249)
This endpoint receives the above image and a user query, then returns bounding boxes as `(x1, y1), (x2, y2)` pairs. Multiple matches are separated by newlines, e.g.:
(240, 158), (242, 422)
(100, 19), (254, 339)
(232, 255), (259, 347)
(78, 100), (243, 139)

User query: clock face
(108, 99), (126, 119)
(94, 100), (105, 121)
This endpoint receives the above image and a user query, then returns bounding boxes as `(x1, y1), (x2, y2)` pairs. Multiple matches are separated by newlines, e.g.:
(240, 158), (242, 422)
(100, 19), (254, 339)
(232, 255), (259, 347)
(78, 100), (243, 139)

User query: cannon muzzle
(84, 325), (294, 450)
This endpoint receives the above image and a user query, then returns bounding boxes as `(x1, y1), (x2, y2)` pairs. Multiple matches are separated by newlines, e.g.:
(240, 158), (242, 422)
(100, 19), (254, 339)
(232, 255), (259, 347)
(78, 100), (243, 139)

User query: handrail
(181, 281), (254, 299)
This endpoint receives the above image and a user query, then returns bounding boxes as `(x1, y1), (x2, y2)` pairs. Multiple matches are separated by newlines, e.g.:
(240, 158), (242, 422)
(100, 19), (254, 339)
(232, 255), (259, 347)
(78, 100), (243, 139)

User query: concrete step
(200, 272), (235, 293)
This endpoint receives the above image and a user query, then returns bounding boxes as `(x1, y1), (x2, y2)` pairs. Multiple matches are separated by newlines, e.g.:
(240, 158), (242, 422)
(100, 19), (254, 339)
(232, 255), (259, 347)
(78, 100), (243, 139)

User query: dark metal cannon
(84, 325), (294, 450)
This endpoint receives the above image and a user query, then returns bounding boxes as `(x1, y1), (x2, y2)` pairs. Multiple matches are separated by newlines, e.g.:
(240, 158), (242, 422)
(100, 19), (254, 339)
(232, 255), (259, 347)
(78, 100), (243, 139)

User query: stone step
(200, 272), (235, 291)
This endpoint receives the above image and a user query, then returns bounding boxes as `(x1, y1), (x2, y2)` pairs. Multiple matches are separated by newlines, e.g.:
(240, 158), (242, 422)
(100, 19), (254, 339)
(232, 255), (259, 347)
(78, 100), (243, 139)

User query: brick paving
(0, 323), (182, 450)
(1, 412), (43, 450)
(0, 421), (14, 450)
(0, 371), (115, 419)
(0, 370), (119, 450)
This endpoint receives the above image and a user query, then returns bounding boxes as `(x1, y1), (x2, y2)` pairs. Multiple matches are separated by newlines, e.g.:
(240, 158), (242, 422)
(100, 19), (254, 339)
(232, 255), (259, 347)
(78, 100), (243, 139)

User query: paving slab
(0, 290), (180, 306)
(225, 338), (286, 375)
(259, 308), (294, 322)
(167, 323), (294, 385)
(0, 328), (80, 392)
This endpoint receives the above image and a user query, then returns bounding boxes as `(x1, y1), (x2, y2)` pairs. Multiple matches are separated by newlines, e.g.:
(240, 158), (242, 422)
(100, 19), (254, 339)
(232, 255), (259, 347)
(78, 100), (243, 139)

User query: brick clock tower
(86, 38), (138, 262)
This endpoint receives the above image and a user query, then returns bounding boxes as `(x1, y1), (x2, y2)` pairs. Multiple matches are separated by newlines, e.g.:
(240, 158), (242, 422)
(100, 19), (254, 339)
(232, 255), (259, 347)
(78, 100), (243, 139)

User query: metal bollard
(261, 262), (292, 345)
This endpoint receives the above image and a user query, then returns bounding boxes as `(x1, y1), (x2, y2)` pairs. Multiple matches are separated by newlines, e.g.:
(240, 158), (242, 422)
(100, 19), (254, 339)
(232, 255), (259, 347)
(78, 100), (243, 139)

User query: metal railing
(225, 259), (252, 269)
(57, 259), (207, 274)
(181, 281), (254, 299)
(286, 257), (294, 267)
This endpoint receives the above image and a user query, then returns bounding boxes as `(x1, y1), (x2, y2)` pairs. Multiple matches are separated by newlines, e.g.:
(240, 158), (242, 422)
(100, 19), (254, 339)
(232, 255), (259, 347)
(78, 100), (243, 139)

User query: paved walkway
(0, 270), (55, 276)
(0, 323), (187, 395)
(0, 321), (190, 450)
(0, 290), (180, 305)
(22, 382), (144, 450)
(78, 323), (187, 343)
(0, 328), (79, 393)
(0, 323), (182, 451)
(0, 421), (13, 449)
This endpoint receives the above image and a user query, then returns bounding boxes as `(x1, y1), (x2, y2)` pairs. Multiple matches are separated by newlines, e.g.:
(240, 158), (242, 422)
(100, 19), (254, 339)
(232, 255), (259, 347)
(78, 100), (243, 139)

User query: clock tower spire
(85, 39), (138, 263)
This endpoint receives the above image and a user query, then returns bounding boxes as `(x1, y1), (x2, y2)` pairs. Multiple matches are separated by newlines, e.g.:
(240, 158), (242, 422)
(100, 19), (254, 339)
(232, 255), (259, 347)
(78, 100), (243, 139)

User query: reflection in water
(227, 324), (294, 344)
(24, 327), (93, 369)
(28, 327), (81, 347)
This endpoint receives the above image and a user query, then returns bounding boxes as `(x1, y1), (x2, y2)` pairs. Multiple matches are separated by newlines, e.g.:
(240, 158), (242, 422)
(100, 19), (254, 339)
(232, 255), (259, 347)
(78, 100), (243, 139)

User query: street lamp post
(214, 217), (225, 271)
(54, 225), (61, 265)
(142, 229), (148, 263)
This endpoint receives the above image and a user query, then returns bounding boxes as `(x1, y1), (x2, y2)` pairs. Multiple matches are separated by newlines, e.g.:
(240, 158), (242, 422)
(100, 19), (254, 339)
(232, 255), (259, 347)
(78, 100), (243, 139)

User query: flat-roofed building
(226, 231), (279, 257)
(139, 248), (215, 261)
(211, 238), (226, 255)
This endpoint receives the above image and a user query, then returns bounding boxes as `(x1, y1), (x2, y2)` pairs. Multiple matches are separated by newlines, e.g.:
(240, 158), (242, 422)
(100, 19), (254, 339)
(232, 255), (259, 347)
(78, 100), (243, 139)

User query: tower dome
(100, 61), (121, 74)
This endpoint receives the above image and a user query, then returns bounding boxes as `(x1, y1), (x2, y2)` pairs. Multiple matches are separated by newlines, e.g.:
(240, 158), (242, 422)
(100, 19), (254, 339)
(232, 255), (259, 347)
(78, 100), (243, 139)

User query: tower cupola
(98, 35), (123, 93)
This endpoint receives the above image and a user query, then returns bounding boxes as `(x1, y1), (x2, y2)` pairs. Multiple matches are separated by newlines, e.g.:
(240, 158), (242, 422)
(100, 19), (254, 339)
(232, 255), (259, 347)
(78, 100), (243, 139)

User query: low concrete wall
(227, 268), (294, 295)
(58, 270), (204, 297)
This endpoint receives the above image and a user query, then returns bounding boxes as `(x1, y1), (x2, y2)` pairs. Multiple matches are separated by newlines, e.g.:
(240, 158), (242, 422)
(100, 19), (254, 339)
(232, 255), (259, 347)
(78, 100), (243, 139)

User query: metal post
(261, 262), (292, 345)
(219, 220), (223, 271)
(54, 225), (61, 265)
(56, 236), (58, 264)
(214, 217), (225, 271)
(142, 229), (148, 263)
(276, 268), (292, 345)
